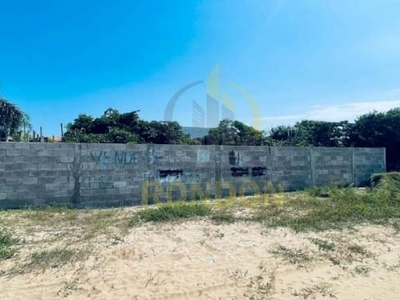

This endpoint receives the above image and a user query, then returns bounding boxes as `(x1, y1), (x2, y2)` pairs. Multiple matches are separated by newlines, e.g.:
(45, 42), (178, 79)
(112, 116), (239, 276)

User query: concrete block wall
(353, 148), (387, 186)
(0, 143), (386, 209)
(312, 147), (353, 187)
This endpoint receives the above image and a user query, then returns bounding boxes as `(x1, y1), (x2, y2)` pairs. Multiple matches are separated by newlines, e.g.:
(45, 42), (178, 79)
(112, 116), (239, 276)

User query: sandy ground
(1, 219), (400, 300)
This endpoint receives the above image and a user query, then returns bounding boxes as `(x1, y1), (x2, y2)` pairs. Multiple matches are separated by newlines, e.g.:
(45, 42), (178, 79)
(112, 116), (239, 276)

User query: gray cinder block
(0, 143), (385, 209)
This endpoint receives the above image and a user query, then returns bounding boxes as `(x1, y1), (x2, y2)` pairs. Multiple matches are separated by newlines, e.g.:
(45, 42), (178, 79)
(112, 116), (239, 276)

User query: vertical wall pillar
(310, 147), (316, 188)
(351, 147), (356, 185)
(209, 145), (222, 198)
(40, 127), (44, 143)
(383, 148), (387, 172)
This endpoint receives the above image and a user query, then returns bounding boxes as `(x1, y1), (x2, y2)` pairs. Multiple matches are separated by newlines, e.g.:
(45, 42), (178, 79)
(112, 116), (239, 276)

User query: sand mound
(1, 217), (400, 299)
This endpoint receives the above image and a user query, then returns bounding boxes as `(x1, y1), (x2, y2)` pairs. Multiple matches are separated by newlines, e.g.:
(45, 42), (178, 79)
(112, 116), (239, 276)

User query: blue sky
(1, 0), (400, 136)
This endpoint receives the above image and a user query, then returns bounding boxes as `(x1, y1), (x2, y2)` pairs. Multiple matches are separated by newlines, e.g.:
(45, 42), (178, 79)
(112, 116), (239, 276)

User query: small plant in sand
(9, 247), (89, 274)
(321, 241), (374, 268)
(57, 278), (81, 297)
(347, 244), (371, 257)
(228, 268), (248, 286)
(353, 265), (371, 276)
(145, 272), (166, 287)
(292, 284), (337, 299)
(247, 263), (277, 299)
(391, 221), (400, 233)
(0, 227), (19, 260)
(272, 245), (313, 266)
(310, 238), (335, 252)
(211, 200), (236, 224)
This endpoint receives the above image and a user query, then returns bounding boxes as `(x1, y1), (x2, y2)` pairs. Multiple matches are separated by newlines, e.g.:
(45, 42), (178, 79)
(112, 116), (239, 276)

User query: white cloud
(260, 114), (303, 121)
(307, 100), (400, 121)
(260, 99), (400, 128)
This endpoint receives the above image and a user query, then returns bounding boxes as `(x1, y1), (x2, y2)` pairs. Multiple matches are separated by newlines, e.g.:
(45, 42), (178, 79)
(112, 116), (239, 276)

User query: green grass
(0, 176), (398, 266)
(310, 238), (335, 252)
(272, 245), (313, 265)
(0, 228), (18, 260)
(11, 248), (89, 274)
(3, 180), (398, 237)
(353, 265), (371, 276)
(370, 172), (400, 187)
(252, 182), (400, 232)
(23, 206), (78, 224)
(17, 207), (125, 240)
(0, 179), (399, 276)
(347, 244), (370, 256)
(292, 285), (337, 299)
(393, 221), (400, 233)
(81, 209), (121, 239)
(211, 210), (236, 224)
(134, 201), (212, 223)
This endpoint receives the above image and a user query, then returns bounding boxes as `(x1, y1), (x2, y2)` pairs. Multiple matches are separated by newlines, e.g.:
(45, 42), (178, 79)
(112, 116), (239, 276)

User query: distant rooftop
(1, 135), (62, 142)
(182, 127), (211, 139)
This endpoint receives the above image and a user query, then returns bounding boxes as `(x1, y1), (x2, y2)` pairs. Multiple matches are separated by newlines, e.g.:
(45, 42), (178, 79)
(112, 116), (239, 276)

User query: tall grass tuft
(0, 228), (18, 260)
(136, 200), (212, 223)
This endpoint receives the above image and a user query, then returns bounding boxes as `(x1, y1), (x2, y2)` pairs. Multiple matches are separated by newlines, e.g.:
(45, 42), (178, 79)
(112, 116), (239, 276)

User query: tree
(294, 120), (351, 147)
(351, 108), (400, 171)
(63, 109), (137, 143)
(0, 98), (30, 142)
(66, 114), (94, 132)
(268, 121), (353, 147)
(63, 109), (192, 144)
(12, 113), (33, 142)
(202, 119), (268, 145)
(268, 125), (298, 146)
(138, 120), (191, 144)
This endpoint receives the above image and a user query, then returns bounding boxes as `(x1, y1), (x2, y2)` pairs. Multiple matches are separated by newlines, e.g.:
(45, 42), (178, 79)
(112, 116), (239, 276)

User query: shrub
(370, 172), (400, 187)
(0, 228), (18, 260)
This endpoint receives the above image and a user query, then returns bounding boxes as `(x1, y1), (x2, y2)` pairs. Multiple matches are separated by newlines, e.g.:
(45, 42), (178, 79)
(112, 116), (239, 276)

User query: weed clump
(0, 228), (18, 260)
(269, 180), (400, 232)
(10, 248), (89, 274)
(370, 172), (400, 187)
(137, 201), (211, 223)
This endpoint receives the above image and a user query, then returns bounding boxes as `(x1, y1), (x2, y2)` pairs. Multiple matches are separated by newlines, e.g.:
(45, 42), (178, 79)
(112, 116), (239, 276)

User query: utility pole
(60, 123), (64, 138)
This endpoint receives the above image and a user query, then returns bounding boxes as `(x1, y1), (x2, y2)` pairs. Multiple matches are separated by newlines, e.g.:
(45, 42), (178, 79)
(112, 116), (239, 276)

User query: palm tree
(0, 98), (28, 142)
(12, 112), (33, 142)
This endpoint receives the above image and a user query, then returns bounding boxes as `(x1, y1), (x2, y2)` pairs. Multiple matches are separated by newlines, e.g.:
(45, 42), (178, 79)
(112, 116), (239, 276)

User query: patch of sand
(1, 220), (400, 299)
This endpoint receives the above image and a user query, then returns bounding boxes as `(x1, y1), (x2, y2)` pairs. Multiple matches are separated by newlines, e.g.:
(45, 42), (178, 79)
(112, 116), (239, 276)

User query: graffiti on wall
(229, 151), (242, 166)
(90, 149), (164, 167)
(159, 169), (183, 185)
(144, 169), (200, 187)
(230, 167), (249, 177)
(90, 151), (139, 167)
(147, 149), (163, 164)
(252, 167), (267, 177)
(230, 166), (267, 177)
(228, 151), (267, 178)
